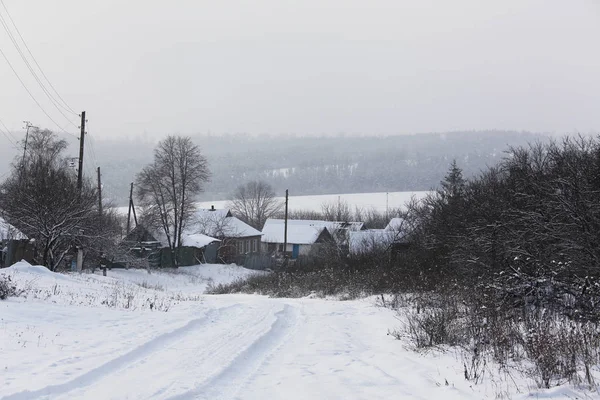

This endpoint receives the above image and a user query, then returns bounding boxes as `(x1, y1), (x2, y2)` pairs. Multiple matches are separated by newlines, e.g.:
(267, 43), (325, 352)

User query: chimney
(210, 205), (215, 211)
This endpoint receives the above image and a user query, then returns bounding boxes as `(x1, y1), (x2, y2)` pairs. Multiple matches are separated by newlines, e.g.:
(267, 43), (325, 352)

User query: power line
(0, 0), (77, 117)
(0, 44), (78, 139)
(0, 120), (20, 154)
(0, 115), (19, 144)
(88, 135), (98, 166)
(85, 119), (99, 168)
(0, 126), (19, 149)
(0, 9), (78, 130)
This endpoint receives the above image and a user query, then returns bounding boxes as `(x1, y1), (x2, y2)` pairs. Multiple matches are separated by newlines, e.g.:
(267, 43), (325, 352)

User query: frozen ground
(0, 262), (596, 400)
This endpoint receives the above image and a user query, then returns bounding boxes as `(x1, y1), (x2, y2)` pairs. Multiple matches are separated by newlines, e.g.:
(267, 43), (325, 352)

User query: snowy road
(1, 294), (488, 400)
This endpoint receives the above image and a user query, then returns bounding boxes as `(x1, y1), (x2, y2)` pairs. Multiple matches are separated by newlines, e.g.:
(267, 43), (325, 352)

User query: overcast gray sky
(0, 0), (598, 140)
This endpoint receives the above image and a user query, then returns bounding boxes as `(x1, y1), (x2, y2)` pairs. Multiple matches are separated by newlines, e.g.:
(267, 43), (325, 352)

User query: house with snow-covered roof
(261, 219), (334, 259)
(192, 206), (263, 262)
(118, 224), (221, 267)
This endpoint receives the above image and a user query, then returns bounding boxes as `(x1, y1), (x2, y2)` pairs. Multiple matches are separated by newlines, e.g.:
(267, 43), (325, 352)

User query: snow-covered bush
(0, 275), (19, 300)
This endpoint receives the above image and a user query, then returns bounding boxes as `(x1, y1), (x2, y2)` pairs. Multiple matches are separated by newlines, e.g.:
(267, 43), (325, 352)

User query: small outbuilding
(0, 217), (32, 267)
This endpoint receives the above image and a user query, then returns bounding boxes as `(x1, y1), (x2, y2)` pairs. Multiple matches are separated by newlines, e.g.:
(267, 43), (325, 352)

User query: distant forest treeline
(0, 130), (551, 205)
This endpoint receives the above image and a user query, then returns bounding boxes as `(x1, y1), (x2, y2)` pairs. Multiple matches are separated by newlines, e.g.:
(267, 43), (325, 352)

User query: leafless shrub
(520, 312), (600, 389)
(0, 275), (19, 299)
(400, 296), (465, 349)
(136, 281), (165, 291)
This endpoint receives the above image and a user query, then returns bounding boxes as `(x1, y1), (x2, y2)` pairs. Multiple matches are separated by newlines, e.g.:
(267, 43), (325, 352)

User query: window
(253, 239), (258, 252)
(246, 240), (251, 253)
(237, 240), (243, 254)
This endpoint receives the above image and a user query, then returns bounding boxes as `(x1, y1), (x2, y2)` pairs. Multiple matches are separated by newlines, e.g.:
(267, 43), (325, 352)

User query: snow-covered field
(117, 191), (429, 216)
(0, 262), (594, 399)
(198, 191), (429, 214)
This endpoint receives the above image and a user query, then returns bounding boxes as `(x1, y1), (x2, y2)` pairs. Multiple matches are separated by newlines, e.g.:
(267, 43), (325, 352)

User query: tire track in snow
(0, 305), (241, 400)
(165, 304), (300, 400)
(53, 302), (282, 400)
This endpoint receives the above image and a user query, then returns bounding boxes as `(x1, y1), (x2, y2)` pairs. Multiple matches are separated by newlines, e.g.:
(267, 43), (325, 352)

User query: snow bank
(4, 260), (72, 281)
(1, 261), (262, 311)
(104, 264), (263, 294)
(0, 262), (204, 311)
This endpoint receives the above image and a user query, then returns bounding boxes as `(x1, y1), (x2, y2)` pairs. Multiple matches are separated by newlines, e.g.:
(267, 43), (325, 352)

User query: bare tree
(136, 135), (210, 267)
(321, 198), (351, 222)
(229, 180), (282, 229)
(0, 129), (112, 271)
(194, 211), (241, 262)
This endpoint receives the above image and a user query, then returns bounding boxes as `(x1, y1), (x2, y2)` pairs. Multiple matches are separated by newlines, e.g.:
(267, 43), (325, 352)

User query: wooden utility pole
(97, 167), (105, 275)
(97, 167), (103, 218)
(77, 111), (86, 191)
(386, 192), (389, 220)
(131, 196), (138, 228)
(126, 182), (134, 235)
(283, 189), (288, 262)
(21, 121), (35, 165)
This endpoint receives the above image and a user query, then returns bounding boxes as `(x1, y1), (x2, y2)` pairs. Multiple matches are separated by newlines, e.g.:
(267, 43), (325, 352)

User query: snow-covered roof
(223, 216), (262, 237)
(181, 233), (220, 248)
(193, 209), (262, 238)
(153, 230), (219, 249)
(260, 218), (362, 245)
(261, 219), (329, 244)
(0, 217), (27, 240)
(386, 217), (406, 232)
(349, 230), (397, 255)
(195, 208), (231, 221)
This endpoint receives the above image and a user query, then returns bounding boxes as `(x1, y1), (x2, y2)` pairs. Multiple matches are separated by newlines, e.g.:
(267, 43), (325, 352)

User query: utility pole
(20, 121), (37, 182)
(77, 111), (86, 191)
(21, 121), (36, 165)
(126, 182), (134, 235)
(97, 167), (103, 219)
(131, 195), (138, 228)
(283, 189), (288, 265)
(386, 192), (389, 220)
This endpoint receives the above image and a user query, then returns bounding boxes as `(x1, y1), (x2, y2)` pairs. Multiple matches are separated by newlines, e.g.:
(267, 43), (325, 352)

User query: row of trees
(401, 137), (600, 319)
